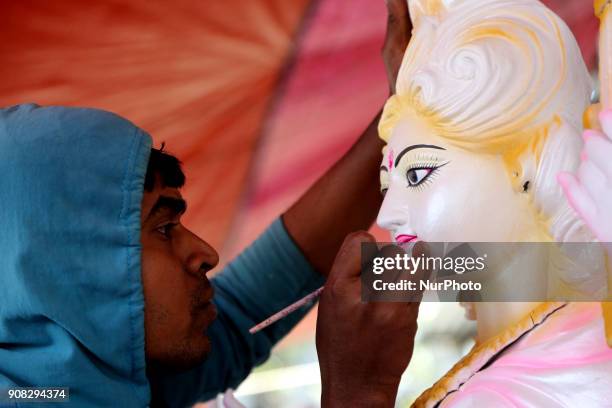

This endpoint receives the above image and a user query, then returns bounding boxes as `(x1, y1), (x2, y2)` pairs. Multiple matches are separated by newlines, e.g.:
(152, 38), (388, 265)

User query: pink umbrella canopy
(0, 0), (599, 264)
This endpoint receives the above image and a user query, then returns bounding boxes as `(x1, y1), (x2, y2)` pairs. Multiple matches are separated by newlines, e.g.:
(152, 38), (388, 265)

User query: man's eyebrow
(395, 144), (446, 167)
(146, 196), (187, 220)
(380, 165), (389, 172)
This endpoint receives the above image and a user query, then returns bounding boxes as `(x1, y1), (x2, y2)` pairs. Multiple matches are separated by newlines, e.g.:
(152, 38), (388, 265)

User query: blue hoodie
(0, 104), (324, 407)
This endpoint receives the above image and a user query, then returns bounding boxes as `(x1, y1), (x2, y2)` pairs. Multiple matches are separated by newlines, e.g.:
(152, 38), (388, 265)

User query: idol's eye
(406, 168), (433, 187)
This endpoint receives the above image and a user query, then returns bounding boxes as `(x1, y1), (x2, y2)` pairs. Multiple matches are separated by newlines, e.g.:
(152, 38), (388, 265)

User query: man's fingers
(329, 231), (376, 281)
(385, 0), (411, 35)
(410, 241), (431, 278)
(412, 241), (430, 258)
(383, 0), (411, 55)
(383, 0), (412, 92)
(558, 172), (597, 223)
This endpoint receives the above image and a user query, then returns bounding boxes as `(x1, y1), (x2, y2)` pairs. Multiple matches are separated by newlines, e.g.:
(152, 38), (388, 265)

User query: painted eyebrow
(146, 196), (187, 221)
(380, 165), (388, 172)
(395, 144), (446, 167)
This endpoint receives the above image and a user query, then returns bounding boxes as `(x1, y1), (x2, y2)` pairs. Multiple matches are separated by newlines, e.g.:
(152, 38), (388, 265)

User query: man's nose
(377, 186), (410, 233)
(184, 229), (220, 276)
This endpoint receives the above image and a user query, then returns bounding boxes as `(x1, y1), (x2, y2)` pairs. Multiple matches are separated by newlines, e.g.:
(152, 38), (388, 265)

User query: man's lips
(193, 283), (217, 322)
(194, 301), (218, 326)
(395, 234), (418, 244)
(196, 281), (215, 303)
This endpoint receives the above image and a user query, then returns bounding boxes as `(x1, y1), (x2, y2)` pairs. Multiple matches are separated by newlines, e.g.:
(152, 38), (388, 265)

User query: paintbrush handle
(249, 286), (325, 334)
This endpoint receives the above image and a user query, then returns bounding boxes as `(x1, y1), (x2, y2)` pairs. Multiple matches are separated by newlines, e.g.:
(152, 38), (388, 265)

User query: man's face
(140, 179), (219, 370)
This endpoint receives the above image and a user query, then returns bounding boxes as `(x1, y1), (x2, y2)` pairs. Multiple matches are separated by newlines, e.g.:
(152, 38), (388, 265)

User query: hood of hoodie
(0, 104), (152, 406)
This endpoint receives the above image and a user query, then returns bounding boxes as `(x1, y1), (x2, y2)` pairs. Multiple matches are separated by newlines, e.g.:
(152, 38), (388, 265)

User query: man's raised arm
(283, 0), (412, 275)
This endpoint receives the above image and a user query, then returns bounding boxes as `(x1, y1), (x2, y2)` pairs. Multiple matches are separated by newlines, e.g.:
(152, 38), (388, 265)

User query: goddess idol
(377, 0), (612, 406)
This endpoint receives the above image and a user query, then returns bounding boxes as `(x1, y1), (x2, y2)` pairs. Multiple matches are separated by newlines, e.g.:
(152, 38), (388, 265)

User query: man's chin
(147, 335), (212, 372)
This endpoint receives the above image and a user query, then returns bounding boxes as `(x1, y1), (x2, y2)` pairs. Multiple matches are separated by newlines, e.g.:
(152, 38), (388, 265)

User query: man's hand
(316, 232), (425, 407)
(558, 109), (612, 256)
(383, 0), (412, 94)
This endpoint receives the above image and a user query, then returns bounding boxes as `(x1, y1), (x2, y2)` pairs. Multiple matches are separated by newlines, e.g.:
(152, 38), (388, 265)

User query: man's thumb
(328, 231), (376, 281)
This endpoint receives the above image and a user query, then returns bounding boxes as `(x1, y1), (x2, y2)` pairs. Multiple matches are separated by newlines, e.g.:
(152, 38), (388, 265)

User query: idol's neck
(472, 244), (549, 343)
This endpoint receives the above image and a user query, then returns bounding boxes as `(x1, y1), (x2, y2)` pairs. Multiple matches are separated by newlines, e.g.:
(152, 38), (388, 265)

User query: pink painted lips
(395, 234), (418, 244)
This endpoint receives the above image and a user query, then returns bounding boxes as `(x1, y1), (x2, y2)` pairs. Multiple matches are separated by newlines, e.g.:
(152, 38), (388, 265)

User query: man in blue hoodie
(0, 1), (417, 406)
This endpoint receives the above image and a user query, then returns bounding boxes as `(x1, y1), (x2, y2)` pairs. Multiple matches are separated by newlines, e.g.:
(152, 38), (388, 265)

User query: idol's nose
(376, 186), (411, 236)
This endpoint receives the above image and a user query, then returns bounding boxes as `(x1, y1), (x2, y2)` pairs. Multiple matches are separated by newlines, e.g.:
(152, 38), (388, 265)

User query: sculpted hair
(380, 0), (592, 145)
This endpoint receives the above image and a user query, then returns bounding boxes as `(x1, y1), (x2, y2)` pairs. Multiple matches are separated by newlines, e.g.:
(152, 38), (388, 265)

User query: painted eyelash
(407, 160), (442, 171)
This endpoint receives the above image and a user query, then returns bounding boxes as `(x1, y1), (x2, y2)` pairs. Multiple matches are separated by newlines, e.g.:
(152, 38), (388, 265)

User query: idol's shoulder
(413, 303), (612, 408)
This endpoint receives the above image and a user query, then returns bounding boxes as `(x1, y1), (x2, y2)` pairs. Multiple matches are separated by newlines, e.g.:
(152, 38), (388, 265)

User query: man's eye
(380, 187), (389, 197)
(406, 168), (434, 187)
(156, 223), (178, 238)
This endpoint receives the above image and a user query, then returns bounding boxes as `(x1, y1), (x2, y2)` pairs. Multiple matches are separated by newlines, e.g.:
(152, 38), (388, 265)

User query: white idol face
(377, 110), (539, 243)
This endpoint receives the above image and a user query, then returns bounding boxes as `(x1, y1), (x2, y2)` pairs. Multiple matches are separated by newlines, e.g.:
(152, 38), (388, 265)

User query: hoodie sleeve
(148, 217), (325, 407)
